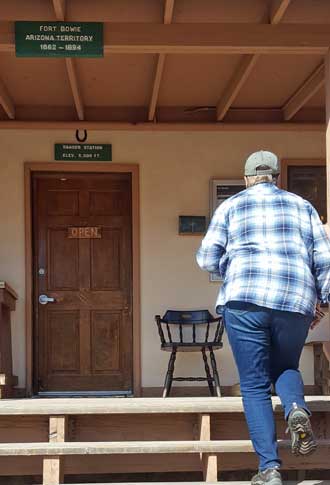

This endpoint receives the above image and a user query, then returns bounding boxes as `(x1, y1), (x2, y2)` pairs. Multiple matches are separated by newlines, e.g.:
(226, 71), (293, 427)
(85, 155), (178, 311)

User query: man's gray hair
(245, 174), (278, 187)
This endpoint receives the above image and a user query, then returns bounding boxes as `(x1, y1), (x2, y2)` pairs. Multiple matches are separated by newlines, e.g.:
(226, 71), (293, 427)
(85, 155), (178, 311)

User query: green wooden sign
(15, 21), (103, 57)
(55, 144), (112, 161)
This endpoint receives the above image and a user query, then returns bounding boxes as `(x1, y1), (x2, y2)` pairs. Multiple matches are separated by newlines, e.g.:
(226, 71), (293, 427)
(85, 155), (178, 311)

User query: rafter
(216, 55), (259, 121)
(216, 0), (291, 121)
(283, 63), (325, 121)
(65, 58), (84, 121)
(148, 0), (175, 121)
(0, 78), (15, 119)
(148, 54), (166, 121)
(164, 0), (175, 25)
(52, 0), (84, 121)
(52, 0), (66, 21)
(270, 0), (291, 25)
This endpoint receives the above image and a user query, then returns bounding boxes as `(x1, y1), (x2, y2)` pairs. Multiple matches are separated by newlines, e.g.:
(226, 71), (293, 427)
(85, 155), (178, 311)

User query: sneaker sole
(252, 477), (282, 485)
(289, 413), (317, 456)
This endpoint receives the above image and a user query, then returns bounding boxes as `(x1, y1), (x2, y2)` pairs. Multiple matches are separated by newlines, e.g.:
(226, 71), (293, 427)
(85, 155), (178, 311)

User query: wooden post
(198, 413), (218, 482)
(0, 282), (18, 398)
(325, 48), (330, 396)
(43, 416), (67, 485)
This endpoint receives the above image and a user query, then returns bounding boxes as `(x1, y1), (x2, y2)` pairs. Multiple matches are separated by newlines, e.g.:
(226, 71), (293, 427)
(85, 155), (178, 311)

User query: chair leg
(163, 348), (177, 398)
(209, 348), (221, 397)
(202, 348), (215, 396)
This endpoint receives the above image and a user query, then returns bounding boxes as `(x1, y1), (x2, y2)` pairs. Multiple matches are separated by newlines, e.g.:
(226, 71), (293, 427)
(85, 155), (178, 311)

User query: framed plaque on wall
(209, 179), (245, 282)
(281, 159), (326, 223)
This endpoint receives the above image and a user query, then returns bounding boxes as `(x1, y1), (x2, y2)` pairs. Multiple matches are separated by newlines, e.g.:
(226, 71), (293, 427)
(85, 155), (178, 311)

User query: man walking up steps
(197, 151), (330, 485)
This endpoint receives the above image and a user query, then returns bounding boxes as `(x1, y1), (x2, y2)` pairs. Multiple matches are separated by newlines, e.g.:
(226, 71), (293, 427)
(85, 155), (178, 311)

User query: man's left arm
(196, 203), (228, 277)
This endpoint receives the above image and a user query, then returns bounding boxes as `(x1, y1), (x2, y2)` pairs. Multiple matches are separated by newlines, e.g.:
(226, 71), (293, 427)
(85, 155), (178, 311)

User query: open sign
(68, 227), (102, 239)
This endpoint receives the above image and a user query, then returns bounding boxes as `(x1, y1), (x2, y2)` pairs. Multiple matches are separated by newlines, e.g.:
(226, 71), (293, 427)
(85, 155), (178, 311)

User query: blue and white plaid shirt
(197, 182), (330, 316)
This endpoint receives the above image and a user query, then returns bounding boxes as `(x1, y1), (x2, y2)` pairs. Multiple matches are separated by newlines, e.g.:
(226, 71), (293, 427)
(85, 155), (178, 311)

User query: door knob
(39, 294), (56, 305)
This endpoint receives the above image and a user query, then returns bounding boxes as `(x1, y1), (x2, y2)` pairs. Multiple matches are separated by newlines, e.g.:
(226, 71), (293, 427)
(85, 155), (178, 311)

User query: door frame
(24, 162), (141, 397)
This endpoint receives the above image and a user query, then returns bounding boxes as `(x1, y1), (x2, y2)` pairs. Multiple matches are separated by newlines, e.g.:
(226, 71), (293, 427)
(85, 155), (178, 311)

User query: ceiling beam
(0, 105), (324, 124)
(283, 63), (325, 121)
(148, 0), (175, 121)
(216, 0), (291, 121)
(270, 0), (291, 25)
(0, 121), (324, 132)
(52, 0), (84, 121)
(0, 78), (15, 119)
(1, 24), (330, 55)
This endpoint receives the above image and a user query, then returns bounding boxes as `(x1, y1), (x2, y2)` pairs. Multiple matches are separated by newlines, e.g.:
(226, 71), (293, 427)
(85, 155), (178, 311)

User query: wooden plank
(43, 416), (67, 485)
(1, 438), (330, 456)
(283, 64), (325, 121)
(65, 59), (84, 121)
(43, 458), (61, 485)
(148, 0), (175, 121)
(0, 396), (330, 416)
(52, 0), (84, 121)
(0, 104), (324, 124)
(34, 483), (330, 485)
(2, 24), (330, 55)
(216, 0), (290, 121)
(148, 53), (166, 121)
(270, 0), (291, 25)
(0, 121), (325, 132)
(198, 414), (218, 482)
(52, 0), (65, 21)
(164, 0), (175, 24)
(216, 55), (259, 121)
(0, 78), (15, 119)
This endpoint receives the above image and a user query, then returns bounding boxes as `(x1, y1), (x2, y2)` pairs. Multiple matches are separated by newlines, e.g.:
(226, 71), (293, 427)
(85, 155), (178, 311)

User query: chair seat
(161, 342), (223, 352)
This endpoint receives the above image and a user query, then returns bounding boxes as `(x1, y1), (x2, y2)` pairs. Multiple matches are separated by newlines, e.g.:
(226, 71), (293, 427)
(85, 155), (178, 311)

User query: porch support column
(323, 49), (330, 379)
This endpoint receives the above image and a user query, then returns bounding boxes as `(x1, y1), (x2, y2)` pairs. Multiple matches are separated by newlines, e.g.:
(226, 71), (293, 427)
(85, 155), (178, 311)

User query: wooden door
(32, 172), (133, 395)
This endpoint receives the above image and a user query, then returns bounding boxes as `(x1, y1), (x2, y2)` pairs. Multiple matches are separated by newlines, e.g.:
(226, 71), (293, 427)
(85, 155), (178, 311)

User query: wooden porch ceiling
(0, 0), (329, 129)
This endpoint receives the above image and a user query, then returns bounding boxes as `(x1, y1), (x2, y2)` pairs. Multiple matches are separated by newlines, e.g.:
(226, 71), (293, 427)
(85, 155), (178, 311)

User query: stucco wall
(0, 129), (325, 390)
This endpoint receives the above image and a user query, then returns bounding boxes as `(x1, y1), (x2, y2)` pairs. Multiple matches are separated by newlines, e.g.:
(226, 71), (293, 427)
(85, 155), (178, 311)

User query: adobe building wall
(0, 129), (325, 390)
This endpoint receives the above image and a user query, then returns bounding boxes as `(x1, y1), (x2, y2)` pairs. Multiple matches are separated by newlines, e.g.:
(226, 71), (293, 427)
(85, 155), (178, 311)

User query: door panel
(91, 311), (121, 372)
(33, 172), (133, 394)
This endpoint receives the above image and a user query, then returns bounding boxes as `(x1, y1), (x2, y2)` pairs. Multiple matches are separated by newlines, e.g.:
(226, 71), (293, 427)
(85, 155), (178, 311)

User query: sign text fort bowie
(15, 21), (103, 57)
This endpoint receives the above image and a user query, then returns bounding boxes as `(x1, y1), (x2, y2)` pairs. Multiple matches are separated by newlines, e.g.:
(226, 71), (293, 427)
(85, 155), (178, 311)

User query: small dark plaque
(179, 216), (206, 235)
(55, 144), (112, 161)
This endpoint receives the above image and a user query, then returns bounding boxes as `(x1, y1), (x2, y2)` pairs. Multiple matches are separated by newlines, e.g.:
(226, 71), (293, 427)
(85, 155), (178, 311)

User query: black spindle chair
(155, 310), (224, 397)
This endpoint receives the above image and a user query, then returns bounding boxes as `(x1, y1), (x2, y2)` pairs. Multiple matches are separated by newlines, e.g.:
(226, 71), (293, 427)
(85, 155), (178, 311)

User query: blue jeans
(223, 301), (312, 471)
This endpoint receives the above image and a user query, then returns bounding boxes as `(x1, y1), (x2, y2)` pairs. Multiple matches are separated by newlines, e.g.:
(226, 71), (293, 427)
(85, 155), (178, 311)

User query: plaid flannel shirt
(196, 182), (330, 316)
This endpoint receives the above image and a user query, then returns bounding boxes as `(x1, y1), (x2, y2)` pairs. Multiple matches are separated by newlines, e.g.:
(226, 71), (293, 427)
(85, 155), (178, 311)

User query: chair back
(155, 309), (223, 346)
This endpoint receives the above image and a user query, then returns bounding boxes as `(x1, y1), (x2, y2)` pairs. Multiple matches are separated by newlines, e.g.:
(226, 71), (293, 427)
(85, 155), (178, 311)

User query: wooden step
(36, 478), (330, 484)
(1, 396), (330, 416)
(1, 439), (330, 456)
(52, 482), (330, 485)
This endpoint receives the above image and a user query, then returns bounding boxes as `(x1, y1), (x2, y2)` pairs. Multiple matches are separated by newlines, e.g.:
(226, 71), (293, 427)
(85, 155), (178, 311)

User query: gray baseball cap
(244, 150), (280, 176)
